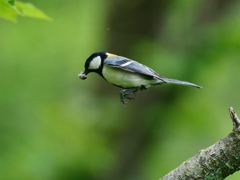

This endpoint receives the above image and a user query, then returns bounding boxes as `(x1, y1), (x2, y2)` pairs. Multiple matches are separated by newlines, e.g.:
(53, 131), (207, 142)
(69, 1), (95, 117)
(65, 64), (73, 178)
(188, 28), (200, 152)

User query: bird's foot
(120, 88), (138, 107)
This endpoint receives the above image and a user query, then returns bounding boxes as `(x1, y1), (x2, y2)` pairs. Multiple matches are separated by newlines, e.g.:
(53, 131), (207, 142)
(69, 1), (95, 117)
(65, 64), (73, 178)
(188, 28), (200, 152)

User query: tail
(161, 78), (202, 88)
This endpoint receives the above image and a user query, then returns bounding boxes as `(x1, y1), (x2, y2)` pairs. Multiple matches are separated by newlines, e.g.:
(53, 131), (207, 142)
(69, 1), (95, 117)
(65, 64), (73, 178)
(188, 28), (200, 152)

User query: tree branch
(160, 107), (240, 180)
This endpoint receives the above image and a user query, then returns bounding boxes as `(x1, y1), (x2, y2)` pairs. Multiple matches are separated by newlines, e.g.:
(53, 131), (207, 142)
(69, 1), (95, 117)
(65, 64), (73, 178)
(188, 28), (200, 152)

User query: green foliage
(0, 0), (17, 21)
(0, 0), (51, 22)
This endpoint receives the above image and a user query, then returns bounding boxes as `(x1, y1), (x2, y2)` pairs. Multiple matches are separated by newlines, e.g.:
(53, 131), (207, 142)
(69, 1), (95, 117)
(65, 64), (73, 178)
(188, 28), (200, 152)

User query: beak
(84, 69), (89, 75)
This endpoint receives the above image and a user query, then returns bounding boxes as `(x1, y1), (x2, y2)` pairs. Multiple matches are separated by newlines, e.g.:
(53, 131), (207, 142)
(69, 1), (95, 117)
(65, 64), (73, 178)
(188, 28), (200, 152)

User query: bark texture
(160, 107), (240, 180)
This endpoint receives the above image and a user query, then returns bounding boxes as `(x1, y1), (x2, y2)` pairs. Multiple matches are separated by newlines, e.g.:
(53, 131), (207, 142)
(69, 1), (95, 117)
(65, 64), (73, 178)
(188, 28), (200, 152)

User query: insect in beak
(78, 72), (87, 80)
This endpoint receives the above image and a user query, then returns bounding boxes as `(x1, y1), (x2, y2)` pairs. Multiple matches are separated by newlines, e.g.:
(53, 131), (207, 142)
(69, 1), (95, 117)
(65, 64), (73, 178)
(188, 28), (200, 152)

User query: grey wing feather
(104, 56), (165, 80)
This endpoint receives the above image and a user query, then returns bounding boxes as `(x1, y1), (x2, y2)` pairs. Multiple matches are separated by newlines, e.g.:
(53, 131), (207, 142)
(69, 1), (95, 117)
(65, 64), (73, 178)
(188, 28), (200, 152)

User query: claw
(119, 88), (139, 107)
(125, 95), (135, 100)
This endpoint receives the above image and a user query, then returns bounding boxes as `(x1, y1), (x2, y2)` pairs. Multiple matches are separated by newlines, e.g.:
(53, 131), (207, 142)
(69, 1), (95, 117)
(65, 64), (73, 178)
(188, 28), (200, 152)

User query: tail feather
(161, 78), (202, 88)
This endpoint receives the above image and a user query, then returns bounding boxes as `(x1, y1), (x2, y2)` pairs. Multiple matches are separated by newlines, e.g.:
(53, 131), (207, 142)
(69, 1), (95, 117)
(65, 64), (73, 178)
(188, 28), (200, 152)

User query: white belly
(102, 65), (159, 88)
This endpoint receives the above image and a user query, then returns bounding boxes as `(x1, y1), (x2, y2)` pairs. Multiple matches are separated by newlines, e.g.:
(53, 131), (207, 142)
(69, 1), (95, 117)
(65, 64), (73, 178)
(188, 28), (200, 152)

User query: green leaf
(15, 1), (52, 21)
(0, 0), (52, 22)
(6, 0), (23, 16)
(0, 1), (17, 22)
(6, 0), (15, 7)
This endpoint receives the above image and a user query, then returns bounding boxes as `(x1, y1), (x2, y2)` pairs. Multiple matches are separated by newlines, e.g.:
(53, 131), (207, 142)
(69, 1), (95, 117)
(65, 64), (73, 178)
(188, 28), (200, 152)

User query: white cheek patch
(89, 56), (101, 70)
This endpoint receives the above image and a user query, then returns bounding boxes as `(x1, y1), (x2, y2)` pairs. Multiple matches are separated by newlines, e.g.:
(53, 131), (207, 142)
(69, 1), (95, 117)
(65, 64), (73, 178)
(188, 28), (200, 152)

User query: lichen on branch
(160, 107), (240, 180)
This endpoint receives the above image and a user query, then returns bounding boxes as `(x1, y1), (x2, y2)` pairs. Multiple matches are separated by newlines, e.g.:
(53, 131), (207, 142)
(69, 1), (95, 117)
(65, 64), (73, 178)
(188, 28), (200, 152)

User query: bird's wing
(104, 56), (165, 81)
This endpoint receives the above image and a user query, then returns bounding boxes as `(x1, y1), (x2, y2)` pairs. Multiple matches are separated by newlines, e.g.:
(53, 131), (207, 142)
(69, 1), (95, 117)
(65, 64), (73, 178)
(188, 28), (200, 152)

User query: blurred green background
(1, 0), (240, 179)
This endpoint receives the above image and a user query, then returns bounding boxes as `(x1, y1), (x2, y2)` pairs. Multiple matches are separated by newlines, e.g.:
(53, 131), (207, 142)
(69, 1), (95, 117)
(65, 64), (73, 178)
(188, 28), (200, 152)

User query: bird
(78, 52), (202, 107)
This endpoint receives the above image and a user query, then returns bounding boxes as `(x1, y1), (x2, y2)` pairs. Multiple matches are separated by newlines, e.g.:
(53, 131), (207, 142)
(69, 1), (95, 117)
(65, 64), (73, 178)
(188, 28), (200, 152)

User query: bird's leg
(120, 88), (138, 107)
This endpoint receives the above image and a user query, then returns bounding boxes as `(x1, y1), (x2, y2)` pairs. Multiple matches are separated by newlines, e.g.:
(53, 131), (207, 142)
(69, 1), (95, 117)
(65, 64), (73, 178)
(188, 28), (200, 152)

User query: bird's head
(78, 52), (114, 80)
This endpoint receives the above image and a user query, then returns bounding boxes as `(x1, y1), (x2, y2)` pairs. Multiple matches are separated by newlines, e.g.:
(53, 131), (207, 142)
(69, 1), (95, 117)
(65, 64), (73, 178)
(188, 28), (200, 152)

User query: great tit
(79, 52), (202, 107)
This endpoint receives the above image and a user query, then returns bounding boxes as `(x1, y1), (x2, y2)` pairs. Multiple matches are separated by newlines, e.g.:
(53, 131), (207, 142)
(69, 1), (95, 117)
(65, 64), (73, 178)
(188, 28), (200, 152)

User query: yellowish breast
(102, 65), (158, 88)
